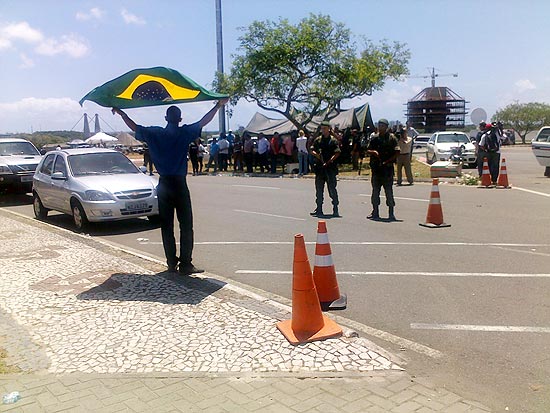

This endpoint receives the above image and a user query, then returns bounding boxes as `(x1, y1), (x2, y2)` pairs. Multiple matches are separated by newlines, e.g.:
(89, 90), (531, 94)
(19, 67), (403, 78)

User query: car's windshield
(68, 152), (140, 176)
(0, 142), (40, 156)
(437, 134), (469, 144)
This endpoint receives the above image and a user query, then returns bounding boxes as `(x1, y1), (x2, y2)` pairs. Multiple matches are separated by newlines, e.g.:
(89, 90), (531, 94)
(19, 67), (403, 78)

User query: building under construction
(405, 86), (468, 133)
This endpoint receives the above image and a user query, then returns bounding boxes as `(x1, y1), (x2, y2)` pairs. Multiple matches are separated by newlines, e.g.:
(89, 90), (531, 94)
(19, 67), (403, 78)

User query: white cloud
(0, 97), (84, 133)
(0, 21), (89, 59)
(35, 34), (89, 58)
(121, 8), (146, 25)
(0, 37), (11, 50)
(515, 79), (536, 93)
(76, 7), (104, 21)
(1, 21), (44, 43)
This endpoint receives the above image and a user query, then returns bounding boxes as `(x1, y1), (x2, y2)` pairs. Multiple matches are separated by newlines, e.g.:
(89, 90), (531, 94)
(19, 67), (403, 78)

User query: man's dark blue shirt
(135, 122), (201, 176)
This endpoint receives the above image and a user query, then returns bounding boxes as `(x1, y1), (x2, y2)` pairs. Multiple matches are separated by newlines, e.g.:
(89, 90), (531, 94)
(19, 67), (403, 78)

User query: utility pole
(215, 0), (226, 134)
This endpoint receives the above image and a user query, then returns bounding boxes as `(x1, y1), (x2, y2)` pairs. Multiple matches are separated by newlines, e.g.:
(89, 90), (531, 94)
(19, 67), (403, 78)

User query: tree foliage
(217, 13), (410, 129)
(493, 102), (550, 144)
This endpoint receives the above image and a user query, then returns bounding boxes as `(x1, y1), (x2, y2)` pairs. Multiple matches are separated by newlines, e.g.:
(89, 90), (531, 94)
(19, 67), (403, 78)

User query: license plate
(21, 176), (33, 182)
(126, 201), (148, 211)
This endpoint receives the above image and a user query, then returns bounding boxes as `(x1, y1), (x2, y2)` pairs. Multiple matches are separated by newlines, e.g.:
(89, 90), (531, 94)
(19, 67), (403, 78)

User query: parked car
(531, 126), (550, 169)
(412, 135), (430, 149)
(0, 137), (43, 194)
(32, 148), (159, 231)
(426, 131), (477, 167)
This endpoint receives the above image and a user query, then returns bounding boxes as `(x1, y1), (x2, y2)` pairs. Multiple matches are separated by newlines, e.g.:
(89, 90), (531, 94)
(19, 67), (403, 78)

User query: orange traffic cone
(312, 221), (347, 311)
(496, 158), (511, 188)
(276, 234), (343, 345)
(419, 178), (451, 228)
(480, 157), (492, 187)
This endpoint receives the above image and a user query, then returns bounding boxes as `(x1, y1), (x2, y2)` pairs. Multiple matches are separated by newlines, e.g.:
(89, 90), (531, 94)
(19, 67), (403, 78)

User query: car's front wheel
(33, 192), (48, 220)
(71, 200), (88, 232)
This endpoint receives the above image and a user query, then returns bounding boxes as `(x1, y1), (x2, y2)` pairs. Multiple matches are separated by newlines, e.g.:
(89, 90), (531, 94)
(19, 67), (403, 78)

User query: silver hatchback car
(33, 148), (159, 231)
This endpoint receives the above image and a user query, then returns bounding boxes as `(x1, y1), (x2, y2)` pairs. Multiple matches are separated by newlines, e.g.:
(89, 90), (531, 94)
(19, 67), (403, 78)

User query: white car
(531, 126), (550, 167)
(412, 134), (430, 150)
(33, 148), (159, 231)
(426, 131), (477, 167)
(0, 137), (43, 194)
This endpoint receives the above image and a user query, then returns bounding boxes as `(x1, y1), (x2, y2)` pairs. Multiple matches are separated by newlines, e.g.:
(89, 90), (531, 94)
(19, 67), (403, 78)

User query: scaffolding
(405, 87), (468, 133)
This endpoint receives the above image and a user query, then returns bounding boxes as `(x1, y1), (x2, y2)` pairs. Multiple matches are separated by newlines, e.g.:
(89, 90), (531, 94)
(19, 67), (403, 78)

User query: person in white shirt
(217, 133), (230, 172)
(257, 133), (270, 173)
(296, 130), (309, 176)
(479, 122), (504, 185)
(396, 126), (414, 185)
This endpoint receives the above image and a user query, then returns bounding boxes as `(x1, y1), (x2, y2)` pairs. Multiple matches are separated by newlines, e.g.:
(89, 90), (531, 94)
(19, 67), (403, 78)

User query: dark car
(0, 138), (42, 193)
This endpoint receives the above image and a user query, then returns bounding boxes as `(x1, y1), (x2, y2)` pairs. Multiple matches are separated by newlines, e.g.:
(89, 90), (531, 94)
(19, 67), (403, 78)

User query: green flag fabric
(79, 67), (228, 108)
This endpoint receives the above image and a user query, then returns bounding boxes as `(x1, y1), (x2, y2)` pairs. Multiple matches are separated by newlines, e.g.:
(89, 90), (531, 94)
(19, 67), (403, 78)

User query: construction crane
(408, 67), (458, 87)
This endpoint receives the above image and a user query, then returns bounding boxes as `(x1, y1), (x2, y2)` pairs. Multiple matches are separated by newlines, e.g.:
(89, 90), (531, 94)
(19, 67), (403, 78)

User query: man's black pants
(371, 168), (395, 208)
(157, 175), (194, 269)
(315, 168), (339, 211)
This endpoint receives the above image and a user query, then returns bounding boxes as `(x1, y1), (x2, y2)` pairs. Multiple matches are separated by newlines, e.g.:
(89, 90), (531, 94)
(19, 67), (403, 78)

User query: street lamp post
(215, 0), (226, 134)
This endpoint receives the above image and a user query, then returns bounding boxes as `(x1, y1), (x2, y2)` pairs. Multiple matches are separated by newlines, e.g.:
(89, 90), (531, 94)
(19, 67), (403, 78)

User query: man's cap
(378, 118), (389, 126)
(320, 120), (331, 127)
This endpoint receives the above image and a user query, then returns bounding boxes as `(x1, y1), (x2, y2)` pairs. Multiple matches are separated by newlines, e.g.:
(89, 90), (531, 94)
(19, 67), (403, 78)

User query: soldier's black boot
(367, 207), (380, 220)
(388, 206), (396, 221)
(310, 208), (323, 217)
(332, 206), (340, 218)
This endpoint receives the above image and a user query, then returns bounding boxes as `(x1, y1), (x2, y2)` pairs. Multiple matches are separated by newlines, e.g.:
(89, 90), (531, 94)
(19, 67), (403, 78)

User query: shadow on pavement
(76, 272), (225, 305)
(40, 213), (160, 235)
(0, 192), (32, 206)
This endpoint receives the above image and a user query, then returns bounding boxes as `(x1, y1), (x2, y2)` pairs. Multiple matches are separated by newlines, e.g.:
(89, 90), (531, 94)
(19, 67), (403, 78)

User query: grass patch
(0, 340), (19, 374)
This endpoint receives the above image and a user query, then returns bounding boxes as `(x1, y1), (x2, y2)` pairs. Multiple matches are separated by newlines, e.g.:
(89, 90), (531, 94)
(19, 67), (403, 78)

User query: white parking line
(235, 270), (550, 278)
(411, 323), (550, 333)
(232, 184), (280, 190)
(138, 240), (550, 247)
(513, 186), (550, 198)
(233, 209), (306, 221)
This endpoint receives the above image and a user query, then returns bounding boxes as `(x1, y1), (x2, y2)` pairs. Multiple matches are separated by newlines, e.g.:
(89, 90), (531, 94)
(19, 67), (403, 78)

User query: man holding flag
(112, 98), (228, 275)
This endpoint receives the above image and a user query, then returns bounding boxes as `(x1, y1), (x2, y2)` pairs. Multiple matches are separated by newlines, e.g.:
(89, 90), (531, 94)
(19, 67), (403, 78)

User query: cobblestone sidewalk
(0, 210), (491, 412)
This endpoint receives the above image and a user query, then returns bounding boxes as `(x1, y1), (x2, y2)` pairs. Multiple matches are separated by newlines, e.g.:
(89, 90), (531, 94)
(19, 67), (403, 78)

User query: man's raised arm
(199, 98), (229, 128)
(112, 108), (137, 132)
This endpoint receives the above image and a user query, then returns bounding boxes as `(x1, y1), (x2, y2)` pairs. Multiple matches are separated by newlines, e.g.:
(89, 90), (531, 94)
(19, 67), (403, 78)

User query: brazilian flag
(79, 67), (228, 108)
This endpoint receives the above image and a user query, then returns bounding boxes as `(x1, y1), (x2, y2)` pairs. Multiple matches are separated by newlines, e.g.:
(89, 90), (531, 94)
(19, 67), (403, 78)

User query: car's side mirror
(51, 171), (67, 180)
(139, 166), (147, 174)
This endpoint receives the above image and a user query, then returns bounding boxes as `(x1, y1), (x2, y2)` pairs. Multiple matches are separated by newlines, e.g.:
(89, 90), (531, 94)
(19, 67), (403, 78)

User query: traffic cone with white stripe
(312, 221), (347, 311)
(496, 158), (511, 188)
(419, 178), (451, 228)
(480, 157), (492, 187)
(276, 234), (342, 345)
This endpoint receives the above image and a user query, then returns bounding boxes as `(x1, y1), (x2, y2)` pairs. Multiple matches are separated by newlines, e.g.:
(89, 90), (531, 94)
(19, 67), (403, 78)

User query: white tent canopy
(85, 132), (118, 145)
(244, 103), (374, 135)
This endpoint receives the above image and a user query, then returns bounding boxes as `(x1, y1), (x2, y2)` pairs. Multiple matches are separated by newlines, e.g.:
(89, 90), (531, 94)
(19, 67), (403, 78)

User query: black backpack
(485, 129), (499, 152)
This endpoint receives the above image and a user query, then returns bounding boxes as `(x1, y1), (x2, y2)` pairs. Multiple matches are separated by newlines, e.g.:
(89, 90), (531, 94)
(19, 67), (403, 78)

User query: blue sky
(1, 0), (549, 134)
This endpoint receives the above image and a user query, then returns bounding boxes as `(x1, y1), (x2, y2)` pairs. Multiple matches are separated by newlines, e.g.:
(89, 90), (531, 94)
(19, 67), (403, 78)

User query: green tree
(493, 102), (550, 144)
(217, 14), (410, 130)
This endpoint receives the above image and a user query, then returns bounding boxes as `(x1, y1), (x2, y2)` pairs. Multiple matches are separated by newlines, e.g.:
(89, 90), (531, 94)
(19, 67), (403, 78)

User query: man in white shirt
(257, 133), (270, 173)
(217, 133), (230, 171)
(479, 122), (503, 185)
(296, 130), (309, 175)
(396, 126), (413, 185)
